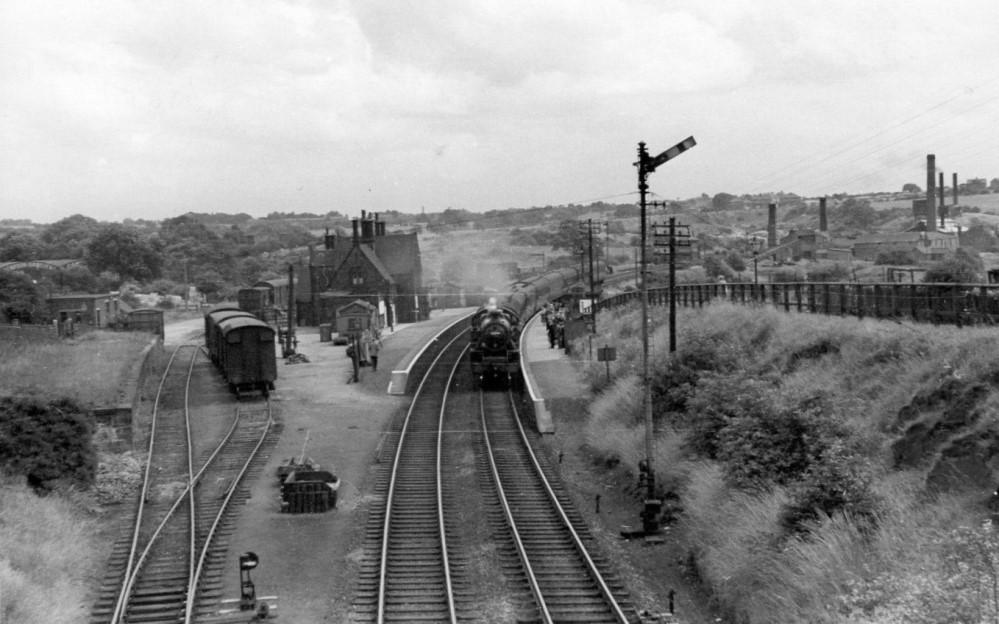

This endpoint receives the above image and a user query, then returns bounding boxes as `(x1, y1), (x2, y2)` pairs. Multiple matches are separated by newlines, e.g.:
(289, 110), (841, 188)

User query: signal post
(633, 137), (695, 535)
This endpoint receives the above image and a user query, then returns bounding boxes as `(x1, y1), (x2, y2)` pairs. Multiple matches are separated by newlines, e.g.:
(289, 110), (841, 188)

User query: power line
(747, 76), (999, 195)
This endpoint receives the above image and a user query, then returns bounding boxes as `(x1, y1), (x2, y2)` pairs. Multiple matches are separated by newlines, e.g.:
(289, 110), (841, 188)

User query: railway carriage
(204, 308), (277, 397)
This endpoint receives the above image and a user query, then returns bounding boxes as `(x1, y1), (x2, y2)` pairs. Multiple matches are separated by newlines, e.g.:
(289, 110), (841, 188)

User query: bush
(0, 397), (96, 491)
(781, 440), (879, 534)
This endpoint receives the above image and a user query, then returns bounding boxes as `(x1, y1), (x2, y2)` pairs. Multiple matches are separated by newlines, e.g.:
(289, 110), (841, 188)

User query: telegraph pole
(633, 137), (696, 535)
(669, 217), (677, 353)
(587, 218), (595, 306)
(579, 218), (599, 332)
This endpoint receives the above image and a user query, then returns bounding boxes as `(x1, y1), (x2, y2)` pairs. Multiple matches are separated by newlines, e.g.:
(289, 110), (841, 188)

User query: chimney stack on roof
(819, 197), (828, 232)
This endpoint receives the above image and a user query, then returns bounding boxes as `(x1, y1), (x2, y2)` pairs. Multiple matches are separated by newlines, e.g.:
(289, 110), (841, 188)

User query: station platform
(521, 313), (590, 434)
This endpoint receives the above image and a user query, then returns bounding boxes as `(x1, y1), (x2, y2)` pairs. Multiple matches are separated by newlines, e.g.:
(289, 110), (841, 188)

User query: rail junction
(89, 344), (277, 624)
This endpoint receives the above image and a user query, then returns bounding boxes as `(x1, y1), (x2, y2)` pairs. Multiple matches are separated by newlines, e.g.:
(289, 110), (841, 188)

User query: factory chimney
(926, 154), (936, 232)
(938, 172), (947, 227)
(819, 197), (828, 232)
(953, 172), (959, 206)
(767, 203), (777, 248)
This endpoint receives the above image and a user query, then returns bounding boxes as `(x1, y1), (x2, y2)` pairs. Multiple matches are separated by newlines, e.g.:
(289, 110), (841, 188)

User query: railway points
(113, 302), (694, 623)
(190, 307), (477, 623)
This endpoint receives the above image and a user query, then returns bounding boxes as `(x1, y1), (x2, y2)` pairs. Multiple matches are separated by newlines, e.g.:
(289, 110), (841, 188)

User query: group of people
(541, 302), (566, 349)
(355, 328), (383, 371)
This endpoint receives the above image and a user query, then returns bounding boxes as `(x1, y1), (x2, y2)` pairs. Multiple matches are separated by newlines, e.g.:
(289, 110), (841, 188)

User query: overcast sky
(2, 1), (998, 224)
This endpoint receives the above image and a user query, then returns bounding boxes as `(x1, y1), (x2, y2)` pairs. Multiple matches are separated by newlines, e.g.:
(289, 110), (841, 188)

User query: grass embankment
(0, 330), (152, 407)
(0, 475), (103, 624)
(578, 302), (999, 623)
(0, 331), (151, 622)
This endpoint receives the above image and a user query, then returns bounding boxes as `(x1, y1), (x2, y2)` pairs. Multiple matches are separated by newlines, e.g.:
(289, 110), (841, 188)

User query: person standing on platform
(369, 334), (382, 371)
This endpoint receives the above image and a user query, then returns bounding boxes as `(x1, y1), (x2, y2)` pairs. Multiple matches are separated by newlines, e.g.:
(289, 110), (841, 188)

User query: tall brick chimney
(953, 172), (959, 206)
(767, 203), (777, 248)
(938, 172), (946, 227)
(818, 197), (828, 232)
(926, 154), (936, 232)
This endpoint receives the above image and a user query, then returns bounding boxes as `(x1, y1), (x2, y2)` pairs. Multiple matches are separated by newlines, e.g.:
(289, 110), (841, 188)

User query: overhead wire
(746, 76), (999, 196)
(809, 89), (999, 195)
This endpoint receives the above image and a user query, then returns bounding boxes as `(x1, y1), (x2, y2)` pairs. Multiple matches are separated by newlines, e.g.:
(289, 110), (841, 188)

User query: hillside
(574, 301), (999, 623)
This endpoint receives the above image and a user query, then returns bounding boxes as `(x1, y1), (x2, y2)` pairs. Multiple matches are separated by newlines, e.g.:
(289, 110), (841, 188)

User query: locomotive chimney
(767, 203), (777, 248)
(819, 197), (828, 232)
(324, 227), (335, 250)
(926, 154), (936, 232)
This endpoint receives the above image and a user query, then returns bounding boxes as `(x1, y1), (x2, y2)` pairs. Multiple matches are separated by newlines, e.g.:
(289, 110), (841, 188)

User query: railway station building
(297, 211), (429, 327)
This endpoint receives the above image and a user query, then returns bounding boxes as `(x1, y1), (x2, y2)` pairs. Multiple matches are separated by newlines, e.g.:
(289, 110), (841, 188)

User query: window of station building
(350, 269), (364, 286)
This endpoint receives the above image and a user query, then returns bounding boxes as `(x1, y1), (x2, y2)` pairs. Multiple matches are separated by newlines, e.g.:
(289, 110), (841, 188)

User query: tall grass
(0, 475), (101, 624)
(0, 330), (150, 407)
(576, 300), (999, 622)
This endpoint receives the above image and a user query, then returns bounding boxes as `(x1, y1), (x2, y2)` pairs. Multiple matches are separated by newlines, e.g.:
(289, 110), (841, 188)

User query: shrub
(681, 374), (774, 459)
(0, 397), (96, 491)
(781, 440), (879, 534)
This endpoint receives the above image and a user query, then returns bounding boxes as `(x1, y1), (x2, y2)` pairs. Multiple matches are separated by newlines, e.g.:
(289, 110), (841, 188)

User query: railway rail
(480, 390), (635, 623)
(89, 344), (275, 624)
(351, 324), (636, 623)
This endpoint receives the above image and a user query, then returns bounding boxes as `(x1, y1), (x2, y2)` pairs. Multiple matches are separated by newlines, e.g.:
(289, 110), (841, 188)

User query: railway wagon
(204, 308), (277, 397)
(124, 308), (165, 340)
(204, 306), (254, 363)
(237, 286), (271, 319)
(469, 266), (580, 385)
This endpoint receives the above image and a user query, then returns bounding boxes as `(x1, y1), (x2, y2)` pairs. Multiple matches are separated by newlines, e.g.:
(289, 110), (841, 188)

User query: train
(204, 306), (278, 397)
(469, 266), (581, 384)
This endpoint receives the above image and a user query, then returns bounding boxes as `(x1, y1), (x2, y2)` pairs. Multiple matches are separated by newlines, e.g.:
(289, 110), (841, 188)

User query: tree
(0, 231), (44, 261)
(85, 224), (161, 282)
(725, 250), (746, 273)
(835, 198), (877, 231)
(711, 192), (737, 211)
(0, 271), (44, 322)
(39, 214), (100, 258)
(902, 183), (922, 193)
(547, 220), (586, 254)
(923, 248), (982, 283)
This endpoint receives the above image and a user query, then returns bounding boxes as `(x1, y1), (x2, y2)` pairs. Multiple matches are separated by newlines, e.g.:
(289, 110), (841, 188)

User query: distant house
(852, 231), (958, 262)
(46, 293), (121, 328)
(299, 211), (427, 326)
(775, 229), (830, 262)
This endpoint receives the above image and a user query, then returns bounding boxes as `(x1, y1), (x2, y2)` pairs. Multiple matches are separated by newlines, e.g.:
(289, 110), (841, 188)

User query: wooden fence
(598, 282), (999, 327)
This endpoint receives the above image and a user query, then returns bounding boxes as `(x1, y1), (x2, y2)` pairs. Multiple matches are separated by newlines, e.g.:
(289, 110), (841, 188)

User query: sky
(2, 0), (999, 224)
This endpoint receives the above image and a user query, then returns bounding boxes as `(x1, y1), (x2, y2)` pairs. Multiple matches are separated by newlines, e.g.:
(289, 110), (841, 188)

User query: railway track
(480, 390), (635, 623)
(350, 328), (636, 623)
(89, 345), (275, 624)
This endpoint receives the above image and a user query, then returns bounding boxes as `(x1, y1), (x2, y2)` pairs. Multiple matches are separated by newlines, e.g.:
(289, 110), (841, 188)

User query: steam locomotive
(469, 266), (581, 385)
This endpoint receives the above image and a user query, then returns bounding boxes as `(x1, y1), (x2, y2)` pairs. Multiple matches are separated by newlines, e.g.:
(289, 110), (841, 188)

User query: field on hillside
(0, 330), (153, 407)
